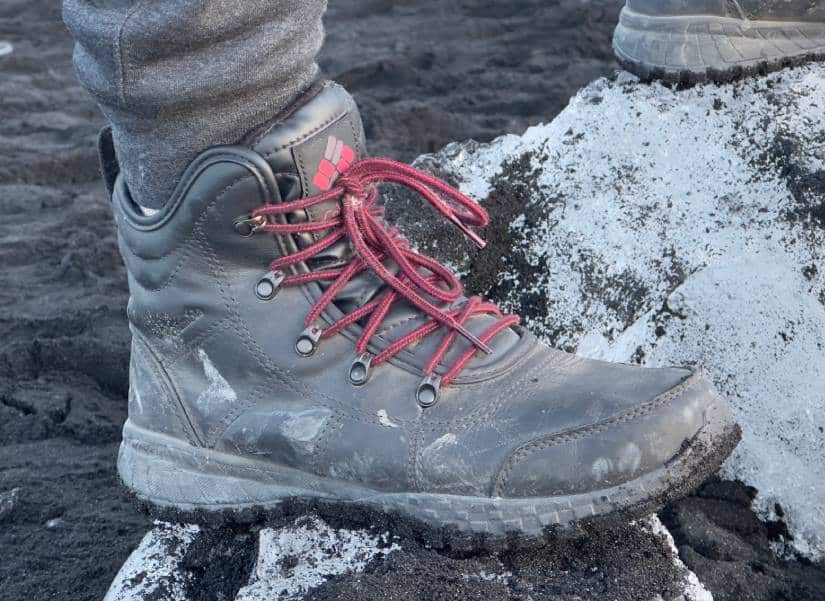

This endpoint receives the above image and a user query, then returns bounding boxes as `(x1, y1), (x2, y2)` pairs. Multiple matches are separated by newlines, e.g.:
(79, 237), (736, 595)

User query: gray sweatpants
(63, 0), (327, 209)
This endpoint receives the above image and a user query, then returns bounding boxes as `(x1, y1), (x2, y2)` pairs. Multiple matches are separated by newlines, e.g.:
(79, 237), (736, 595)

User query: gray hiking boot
(107, 81), (740, 541)
(613, 1), (825, 83)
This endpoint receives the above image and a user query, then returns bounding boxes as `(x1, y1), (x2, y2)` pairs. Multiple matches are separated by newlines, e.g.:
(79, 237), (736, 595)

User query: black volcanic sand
(1, 1), (823, 600)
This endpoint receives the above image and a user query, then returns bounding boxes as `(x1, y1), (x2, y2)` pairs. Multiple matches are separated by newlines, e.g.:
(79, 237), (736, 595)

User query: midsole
(620, 7), (825, 32)
(119, 391), (740, 536)
(119, 399), (734, 514)
(120, 420), (375, 502)
(118, 423), (663, 527)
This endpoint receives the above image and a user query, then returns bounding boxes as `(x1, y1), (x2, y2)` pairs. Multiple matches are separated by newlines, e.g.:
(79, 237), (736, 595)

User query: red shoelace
(248, 158), (520, 391)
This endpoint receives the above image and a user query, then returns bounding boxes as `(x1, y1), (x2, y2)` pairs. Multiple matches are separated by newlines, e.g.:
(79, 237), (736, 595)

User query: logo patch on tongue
(313, 136), (355, 191)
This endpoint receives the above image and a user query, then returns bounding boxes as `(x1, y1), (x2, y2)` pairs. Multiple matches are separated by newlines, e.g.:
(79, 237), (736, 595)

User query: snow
(104, 518), (400, 601)
(103, 522), (200, 601)
(646, 516), (714, 601)
(235, 517), (400, 601)
(407, 65), (825, 558)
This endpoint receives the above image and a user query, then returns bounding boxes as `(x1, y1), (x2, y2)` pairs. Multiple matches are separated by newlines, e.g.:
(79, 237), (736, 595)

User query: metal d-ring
(254, 270), (285, 301)
(295, 326), (323, 357)
(349, 353), (373, 386)
(416, 374), (442, 408)
(233, 214), (266, 237)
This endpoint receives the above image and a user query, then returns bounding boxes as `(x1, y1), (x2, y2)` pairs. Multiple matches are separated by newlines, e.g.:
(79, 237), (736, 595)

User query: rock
(387, 65), (825, 560)
(236, 517), (400, 601)
(662, 479), (825, 600)
(103, 522), (200, 601)
(0, 487), (20, 522)
(104, 516), (709, 601)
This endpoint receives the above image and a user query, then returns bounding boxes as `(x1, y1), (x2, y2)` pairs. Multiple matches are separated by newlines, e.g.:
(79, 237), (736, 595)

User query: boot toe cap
(494, 368), (722, 498)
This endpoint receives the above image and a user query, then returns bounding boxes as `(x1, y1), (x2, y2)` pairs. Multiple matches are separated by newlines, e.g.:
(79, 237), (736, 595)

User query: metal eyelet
(349, 353), (373, 386)
(416, 374), (441, 408)
(295, 326), (323, 357)
(233, 214), (266, 237)
(254, 270), (285, 301)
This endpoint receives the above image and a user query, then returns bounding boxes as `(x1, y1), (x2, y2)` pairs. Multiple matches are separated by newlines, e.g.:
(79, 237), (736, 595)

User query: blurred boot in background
(613, 0), (825, 83)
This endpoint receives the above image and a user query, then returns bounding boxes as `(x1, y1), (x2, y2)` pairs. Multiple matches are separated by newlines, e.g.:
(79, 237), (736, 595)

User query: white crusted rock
(106, 515), (702, 600)
(235, 516), (400, 601)
(390, 65), (825, 558)
(103, 522), (200, 601)
(645, 516), (714, 601)
(106, 64), (825, 601)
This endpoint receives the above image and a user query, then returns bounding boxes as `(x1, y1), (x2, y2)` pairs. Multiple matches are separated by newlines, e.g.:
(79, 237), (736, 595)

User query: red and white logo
(312, 135), (355, 191)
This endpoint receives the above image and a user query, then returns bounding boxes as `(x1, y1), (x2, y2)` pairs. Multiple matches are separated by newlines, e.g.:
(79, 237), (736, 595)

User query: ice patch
(235, 516), (400, 601)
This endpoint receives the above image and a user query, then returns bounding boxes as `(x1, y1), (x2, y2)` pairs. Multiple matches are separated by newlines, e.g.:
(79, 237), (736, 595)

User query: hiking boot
(613, 1), (825, 83)
(108, 81), (740, 541)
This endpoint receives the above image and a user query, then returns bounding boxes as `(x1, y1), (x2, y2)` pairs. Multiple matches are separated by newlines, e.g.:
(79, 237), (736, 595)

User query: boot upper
(113, 82), (717, 499)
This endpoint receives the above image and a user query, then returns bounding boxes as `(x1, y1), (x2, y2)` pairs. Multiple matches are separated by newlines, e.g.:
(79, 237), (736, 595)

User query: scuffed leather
(128, 330), (199, 445)
(493, 371), (714, 497)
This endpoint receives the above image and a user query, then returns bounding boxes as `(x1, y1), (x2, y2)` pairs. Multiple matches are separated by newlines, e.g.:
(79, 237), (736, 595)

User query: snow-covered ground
(395, 65), (825, 559)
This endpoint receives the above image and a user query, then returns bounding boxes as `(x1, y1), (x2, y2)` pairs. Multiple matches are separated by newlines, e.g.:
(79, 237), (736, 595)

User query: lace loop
(250, 158), (520, 389)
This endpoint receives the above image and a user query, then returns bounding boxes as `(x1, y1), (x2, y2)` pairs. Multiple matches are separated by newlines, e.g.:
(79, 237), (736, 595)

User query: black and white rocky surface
(388, 65), (825, 561)
(103, 516), (712, 601)
(2, 1), (825, 600)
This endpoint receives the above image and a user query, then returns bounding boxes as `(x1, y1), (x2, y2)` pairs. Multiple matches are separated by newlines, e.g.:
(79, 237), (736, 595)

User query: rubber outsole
(613, 8), (825, 84)
(118, 396), (741, 552)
